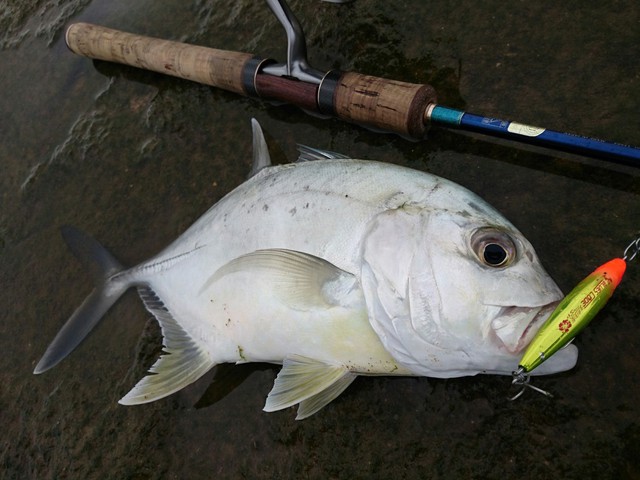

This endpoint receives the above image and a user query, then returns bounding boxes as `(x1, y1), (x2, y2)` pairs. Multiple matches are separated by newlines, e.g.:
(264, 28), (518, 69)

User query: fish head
(360, 183), (578, 378)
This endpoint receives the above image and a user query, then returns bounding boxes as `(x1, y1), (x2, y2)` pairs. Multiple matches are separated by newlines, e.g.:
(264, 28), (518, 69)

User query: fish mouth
(490, 301), (560, 354)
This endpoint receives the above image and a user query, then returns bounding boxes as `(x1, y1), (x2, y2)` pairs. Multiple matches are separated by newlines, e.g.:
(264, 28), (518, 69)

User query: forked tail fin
(33, 226), (132, 374)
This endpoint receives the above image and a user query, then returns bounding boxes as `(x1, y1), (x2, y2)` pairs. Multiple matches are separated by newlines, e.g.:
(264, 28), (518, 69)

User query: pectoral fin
(200, 249), (363, 311)
(264, 355), (357, 420)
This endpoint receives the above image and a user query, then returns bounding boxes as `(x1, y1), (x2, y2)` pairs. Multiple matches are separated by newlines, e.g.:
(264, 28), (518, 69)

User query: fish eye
(483, 243), (508, 266)
(470, 228), (516, 268)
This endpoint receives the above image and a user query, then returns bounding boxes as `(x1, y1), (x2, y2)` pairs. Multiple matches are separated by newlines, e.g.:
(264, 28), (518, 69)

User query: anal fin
(264, 355), (357, 419)
(119, 287), (215, 405)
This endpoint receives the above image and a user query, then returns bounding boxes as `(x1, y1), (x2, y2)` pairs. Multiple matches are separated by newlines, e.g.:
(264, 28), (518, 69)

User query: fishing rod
(64, 0), (640, 166)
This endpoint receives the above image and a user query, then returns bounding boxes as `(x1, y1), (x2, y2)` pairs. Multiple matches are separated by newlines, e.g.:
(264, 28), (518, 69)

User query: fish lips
(490, 301), (560, 354)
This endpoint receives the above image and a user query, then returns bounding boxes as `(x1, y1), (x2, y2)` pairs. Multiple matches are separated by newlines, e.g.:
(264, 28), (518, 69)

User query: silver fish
(34, 120), (577, 419)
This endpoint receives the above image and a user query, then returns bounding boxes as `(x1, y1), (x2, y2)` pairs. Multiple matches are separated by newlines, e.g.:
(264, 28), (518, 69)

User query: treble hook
(508, 367), (554, 401)
(623, 235), (640, 262)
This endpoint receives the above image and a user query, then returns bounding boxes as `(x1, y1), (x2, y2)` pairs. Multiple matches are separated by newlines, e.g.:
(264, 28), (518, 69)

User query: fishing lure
(510, 235), (640, 400)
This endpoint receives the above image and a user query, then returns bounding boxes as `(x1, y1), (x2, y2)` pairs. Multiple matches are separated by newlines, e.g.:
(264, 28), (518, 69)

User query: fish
(34, 119), (578, 419)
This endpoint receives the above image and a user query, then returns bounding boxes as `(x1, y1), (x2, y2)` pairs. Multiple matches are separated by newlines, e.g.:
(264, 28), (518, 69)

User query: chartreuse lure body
(518, 258), (626, 373)
(510, 236), (639, 400)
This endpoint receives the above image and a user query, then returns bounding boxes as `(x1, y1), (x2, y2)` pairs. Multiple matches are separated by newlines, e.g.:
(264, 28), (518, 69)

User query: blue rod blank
(428, 105), (640, 166)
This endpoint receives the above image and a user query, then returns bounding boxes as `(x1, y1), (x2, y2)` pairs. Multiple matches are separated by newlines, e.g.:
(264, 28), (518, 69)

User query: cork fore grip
(333, 72), (437, 138)
(65, 23), (254, 95)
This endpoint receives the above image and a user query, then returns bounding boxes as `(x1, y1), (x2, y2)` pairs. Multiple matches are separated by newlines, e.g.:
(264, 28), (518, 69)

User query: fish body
(34, 120), (578, 418)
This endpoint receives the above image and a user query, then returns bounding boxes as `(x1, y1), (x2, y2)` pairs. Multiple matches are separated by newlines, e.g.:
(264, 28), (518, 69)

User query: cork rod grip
(332, 72), (437, 138)
(65, 23), (254, 95)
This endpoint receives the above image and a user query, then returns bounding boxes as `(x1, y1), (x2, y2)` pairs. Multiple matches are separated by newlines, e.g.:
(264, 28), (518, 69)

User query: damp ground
(1, 1), (640, 479)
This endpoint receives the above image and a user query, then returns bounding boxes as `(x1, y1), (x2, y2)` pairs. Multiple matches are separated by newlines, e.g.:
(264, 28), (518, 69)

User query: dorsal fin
(118, 286), (215, 405)
(248, 118), (272, 178)
(296, 144), (350, 162)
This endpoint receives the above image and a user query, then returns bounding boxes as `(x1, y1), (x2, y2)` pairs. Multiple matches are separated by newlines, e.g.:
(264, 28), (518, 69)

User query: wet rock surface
(1, 1), (639, 479)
